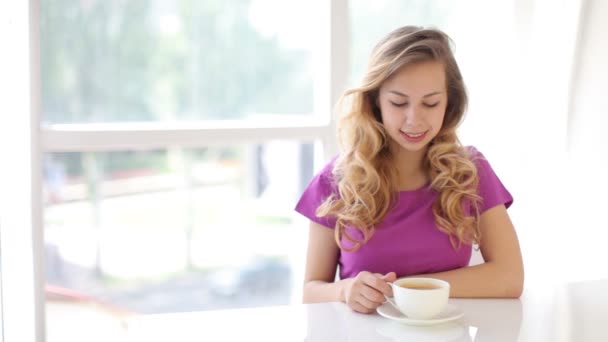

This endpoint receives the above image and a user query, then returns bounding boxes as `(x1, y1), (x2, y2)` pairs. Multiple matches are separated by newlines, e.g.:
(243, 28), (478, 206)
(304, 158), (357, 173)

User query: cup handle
(384, 283), (399, 310)
(384, 294), (398, 310)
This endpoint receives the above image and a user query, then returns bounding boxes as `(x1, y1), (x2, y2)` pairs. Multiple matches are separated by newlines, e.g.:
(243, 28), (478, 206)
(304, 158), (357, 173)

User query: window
(43, 142), (320, 314)
(349, 0), (456, 86)
(38, 0), (339, 335)
(7, 0), (585, 340)
(41, 0), (320, 123)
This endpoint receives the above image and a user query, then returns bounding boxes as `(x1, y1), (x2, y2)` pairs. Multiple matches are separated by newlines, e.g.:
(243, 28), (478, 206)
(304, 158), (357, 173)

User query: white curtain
(451, 0), (606, 284)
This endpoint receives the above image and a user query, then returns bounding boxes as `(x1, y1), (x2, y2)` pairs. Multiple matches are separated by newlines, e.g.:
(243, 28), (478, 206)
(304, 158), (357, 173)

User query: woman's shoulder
(463, 145), (484, 159)
(295, 154), (341, 226)
(317, 154), (339, 178)
(462, 145), (514, 209)
(307, 154), (340, 192)
(462, 145), (491, 169)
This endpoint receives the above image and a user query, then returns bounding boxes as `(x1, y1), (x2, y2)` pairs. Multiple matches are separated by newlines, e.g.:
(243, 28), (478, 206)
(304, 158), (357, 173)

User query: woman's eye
(390, 102), (439, 108)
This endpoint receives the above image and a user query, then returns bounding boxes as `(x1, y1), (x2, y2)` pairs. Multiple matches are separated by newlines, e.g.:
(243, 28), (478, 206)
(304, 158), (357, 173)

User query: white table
(121, 278), (608, 341)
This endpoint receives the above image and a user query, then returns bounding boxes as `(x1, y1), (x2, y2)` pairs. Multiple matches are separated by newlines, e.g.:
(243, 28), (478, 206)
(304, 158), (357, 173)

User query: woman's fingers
(381, 272), (397, 282)
(355, 291), (379, 310)
(346, 271), (399, 314)
(350, 301), (375, 314)
(359, 283), (386, 304)
(361, 272), (393, 297)
(381, 272), (397, 297)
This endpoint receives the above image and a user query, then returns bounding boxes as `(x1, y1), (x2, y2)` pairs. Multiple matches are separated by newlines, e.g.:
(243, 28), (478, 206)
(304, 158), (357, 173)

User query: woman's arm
(302, 221), (395, 313)
(417, 204), (524, 298)
(302, 221), (343, 303)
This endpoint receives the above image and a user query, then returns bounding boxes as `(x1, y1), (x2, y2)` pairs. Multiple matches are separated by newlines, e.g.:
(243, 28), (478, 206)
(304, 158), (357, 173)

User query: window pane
(349, 0), (456, 86)
(43, 141), (319, 315)
(40, 0), (319, 123)
(348, 0), (519, 145)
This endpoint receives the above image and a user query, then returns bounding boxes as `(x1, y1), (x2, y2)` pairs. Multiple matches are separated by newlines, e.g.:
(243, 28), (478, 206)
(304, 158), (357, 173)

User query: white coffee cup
(385, 277), (450, 320)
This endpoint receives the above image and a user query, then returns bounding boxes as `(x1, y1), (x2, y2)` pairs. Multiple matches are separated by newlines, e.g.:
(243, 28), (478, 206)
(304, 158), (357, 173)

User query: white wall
(453, 0), (608, 286)
(564, 0), (608, 280)
(500, 0), (608, 284)
(570, 0), (608, 154)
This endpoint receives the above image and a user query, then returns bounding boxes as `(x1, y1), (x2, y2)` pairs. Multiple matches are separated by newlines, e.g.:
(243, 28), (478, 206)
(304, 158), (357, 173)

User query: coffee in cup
(385, 277), (450, 319)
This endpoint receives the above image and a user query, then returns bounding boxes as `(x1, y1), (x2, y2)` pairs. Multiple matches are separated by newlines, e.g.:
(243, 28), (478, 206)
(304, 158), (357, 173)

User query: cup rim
(392, 277), (450, 291)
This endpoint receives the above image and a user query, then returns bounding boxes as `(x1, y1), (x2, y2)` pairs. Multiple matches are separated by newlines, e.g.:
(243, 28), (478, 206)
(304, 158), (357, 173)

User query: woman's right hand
(341, 271), (396, 313)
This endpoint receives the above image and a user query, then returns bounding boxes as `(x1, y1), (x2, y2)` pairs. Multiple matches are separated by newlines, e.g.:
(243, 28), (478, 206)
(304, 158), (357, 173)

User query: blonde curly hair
(317, 26), (482, 251)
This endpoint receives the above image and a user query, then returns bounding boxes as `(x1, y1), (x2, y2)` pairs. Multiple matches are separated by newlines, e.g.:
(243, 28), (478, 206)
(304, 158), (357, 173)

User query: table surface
(122, 278), (608, 342)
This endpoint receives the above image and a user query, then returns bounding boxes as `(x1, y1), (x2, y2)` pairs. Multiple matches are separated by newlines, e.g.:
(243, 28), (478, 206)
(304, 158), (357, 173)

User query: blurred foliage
(40, 0), (311, 174)
(40, 0), (312, 123)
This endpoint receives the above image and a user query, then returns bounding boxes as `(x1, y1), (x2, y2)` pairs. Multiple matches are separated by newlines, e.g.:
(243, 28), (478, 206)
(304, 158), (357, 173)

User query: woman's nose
(404, 106), (421, 125)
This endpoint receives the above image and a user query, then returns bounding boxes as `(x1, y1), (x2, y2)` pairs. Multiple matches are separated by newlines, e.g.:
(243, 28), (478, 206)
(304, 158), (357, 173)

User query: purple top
(295, 146), (513, 279)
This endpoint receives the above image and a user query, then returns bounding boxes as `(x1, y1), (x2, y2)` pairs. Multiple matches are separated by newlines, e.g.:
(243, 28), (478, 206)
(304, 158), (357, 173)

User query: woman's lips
(400, 130), (428, 143)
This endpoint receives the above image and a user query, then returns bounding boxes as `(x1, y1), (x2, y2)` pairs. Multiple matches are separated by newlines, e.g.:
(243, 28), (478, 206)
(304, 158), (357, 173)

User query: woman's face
(378, 60), (448, 155)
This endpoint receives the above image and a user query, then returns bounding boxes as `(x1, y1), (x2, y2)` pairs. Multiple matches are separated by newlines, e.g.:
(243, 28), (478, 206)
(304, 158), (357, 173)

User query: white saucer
(376, 303), (464, 326)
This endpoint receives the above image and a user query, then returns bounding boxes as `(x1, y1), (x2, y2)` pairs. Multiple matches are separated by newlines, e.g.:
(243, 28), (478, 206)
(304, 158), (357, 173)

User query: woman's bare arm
(302, 221), (344, 303)
(415, 204), (524, 297)
(302, 222), (395, 312)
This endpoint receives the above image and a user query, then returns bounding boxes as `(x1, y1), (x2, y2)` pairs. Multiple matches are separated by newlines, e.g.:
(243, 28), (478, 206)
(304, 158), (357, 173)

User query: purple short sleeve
(295, 158), (338, 229)
(294, 147), (512, 279)
(468, 146), (513, 212)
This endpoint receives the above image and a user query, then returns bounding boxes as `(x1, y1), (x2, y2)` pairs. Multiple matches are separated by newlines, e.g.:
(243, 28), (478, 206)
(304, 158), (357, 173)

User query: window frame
(0, 0), (350, 341)
(0, 1), (45, 342)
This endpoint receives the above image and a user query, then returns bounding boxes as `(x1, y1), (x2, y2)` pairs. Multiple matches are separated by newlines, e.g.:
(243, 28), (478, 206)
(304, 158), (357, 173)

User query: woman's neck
(392, 147), (429, 191)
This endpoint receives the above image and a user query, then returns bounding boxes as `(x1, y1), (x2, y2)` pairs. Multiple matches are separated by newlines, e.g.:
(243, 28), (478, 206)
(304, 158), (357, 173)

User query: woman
(295, 26), (524, 314)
